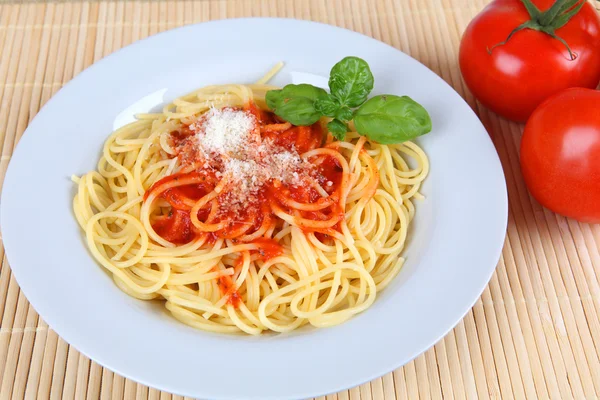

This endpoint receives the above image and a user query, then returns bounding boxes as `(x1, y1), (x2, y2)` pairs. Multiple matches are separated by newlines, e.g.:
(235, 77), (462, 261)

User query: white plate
(0, 18), (507, 400)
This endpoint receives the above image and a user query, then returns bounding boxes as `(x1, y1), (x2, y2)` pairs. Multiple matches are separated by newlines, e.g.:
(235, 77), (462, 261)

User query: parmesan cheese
(192, 107), (257, 156)
(186, 107), (314, 212)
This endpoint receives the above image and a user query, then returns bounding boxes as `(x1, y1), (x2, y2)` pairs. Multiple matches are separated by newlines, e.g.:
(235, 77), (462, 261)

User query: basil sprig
(265, 56), (432, 143)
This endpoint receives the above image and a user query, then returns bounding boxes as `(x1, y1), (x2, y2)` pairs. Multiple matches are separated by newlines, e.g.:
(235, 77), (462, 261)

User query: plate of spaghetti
(1, 18), (507, 399)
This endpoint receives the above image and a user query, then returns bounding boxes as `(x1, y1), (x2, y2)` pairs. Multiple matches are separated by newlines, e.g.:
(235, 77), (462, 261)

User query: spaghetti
(72, 68), (429, 334)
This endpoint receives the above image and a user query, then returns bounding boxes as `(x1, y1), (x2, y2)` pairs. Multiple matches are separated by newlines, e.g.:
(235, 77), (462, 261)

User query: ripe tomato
(459, 0), (600, 122)
(520, 88), (600, 223)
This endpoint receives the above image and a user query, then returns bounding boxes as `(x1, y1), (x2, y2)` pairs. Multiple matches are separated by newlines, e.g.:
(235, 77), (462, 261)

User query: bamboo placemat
(1, 0), (600, 399)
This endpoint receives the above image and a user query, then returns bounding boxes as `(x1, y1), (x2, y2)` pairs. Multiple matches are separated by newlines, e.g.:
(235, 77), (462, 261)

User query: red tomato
(520, 87), (600, 222)
(459, 0), (600, 122)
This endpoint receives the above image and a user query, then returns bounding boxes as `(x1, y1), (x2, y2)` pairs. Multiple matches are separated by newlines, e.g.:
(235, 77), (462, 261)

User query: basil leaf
(354, 95), (432, 144)
(266, 84), (328, 125)
(329, 56), (374, 108)
(315, 98), (339, 117)
(335, 106), (353, 122)
(327, 119), (348, 140)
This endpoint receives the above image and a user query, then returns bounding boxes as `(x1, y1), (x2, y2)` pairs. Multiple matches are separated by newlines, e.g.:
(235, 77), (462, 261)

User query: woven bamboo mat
(1, 0), (600, 399)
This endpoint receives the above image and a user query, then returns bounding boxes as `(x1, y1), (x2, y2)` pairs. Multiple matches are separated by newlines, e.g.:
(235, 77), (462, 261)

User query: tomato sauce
(144, 104), (351, 307)
(217, 274), (241, 308)
(151, 209), (195, 245)
(262, 125), (322, 154)
(250, 238), (284, 261)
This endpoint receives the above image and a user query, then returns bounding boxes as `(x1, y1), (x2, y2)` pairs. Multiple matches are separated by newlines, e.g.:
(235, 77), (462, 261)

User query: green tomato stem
(487, 0), (588, 61)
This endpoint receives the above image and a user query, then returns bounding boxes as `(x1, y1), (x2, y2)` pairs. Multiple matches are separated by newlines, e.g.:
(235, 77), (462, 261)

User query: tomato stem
(487, 0), (587, 60)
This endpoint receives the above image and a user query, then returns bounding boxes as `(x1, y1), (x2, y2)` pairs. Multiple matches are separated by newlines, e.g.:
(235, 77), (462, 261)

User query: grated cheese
(186, 107), (313, 212)
(191, 107), (257, 156)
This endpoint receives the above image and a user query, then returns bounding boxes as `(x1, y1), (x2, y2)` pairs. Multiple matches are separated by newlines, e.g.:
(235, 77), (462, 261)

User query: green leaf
(314, 97), (339, 117)
(335, 106), (353, 122)
(265, 84), (328, 125)
(329, 56), (374, 108)
(354, 95), (432, 144)
(327, 119), (348, 141)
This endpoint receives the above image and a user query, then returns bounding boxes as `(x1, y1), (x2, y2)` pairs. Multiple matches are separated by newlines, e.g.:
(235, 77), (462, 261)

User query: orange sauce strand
(217, 274), (241, 308)
(250, 238), (284, 261)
